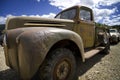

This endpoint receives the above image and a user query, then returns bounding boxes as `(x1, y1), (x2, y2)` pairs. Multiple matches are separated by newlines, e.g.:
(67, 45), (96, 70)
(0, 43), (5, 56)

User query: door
(76, 8), (95, 48)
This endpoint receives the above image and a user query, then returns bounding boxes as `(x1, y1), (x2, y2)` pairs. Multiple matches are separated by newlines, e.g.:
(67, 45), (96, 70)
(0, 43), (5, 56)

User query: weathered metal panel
(76, 21), (95, 48)
(6, 17), (74, 30)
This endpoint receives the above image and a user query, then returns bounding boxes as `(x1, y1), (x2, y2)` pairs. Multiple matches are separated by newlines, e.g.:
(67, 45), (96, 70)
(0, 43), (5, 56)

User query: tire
(118, 37), (119, 42)
(116, 37), (119, 43)
(101, 33), (108, 46)
(39, 48), (76, 80)
(101, 33), (110, 54)
(102, 42), (110, 54)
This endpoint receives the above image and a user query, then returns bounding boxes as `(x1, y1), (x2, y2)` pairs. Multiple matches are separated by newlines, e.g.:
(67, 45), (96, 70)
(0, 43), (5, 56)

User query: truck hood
(110, 33), (118, 37)
(6, 16), (74, 30)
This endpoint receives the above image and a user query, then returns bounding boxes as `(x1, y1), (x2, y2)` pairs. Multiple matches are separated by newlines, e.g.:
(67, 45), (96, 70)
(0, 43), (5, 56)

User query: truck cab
(55, 6), (108, 49)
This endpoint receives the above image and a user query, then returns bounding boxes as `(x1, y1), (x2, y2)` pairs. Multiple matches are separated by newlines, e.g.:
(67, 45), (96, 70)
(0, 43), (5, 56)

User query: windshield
(110, 30), (116, 33)
(55, 8), (76, 20)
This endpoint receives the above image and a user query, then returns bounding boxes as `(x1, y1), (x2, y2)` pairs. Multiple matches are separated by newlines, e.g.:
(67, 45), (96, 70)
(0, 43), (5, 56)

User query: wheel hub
(55, 60), (70, 80)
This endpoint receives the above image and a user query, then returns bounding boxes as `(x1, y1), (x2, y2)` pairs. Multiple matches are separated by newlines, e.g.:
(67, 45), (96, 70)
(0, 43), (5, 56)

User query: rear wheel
(101, 33), (110, 54)
(115, 37), (119, 43)
(39, 48), (76, 80)
(102, 42), (110, 54)
(118, 37), (119, 42)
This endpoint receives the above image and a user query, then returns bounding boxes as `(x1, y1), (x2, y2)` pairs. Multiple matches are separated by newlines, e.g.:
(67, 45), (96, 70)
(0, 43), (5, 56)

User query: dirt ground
(0, 43), (120, 80)
(78, 43), (120, 80)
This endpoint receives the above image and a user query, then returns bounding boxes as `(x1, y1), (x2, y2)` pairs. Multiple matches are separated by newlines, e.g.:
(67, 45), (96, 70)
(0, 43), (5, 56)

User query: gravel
(78, 43), (120, 80)
(0, 43), (120, 80)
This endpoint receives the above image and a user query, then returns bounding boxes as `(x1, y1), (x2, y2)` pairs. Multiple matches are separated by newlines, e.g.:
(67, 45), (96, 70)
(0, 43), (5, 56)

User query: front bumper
(110, 35), (118, 42)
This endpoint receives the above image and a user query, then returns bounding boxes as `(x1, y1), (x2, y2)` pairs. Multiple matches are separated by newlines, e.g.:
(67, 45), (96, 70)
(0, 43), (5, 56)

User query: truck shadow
(0, 52), (107, 80)
(77, 52), (107, 78)
(110, 42), (119, 46)
(0, 69), (19, 80)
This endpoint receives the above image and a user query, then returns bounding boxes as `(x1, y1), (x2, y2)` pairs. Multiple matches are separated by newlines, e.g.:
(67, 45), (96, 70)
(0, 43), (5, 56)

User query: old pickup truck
(2, 5), (110, 80)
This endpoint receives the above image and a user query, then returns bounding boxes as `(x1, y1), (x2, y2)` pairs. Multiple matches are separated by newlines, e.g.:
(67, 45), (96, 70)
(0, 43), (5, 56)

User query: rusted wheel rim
(54, 59), (71, 80)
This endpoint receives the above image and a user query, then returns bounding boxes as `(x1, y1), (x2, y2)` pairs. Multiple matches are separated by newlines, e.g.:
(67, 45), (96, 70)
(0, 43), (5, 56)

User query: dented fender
(5, 27), (84, 79)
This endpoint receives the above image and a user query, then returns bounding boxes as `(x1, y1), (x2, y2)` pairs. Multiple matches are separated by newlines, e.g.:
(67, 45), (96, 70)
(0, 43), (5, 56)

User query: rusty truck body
(2, 5), (110, 80)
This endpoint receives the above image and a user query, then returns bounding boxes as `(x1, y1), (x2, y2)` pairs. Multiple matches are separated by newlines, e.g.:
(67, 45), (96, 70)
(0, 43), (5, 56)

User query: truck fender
(16, 27), (85, 79)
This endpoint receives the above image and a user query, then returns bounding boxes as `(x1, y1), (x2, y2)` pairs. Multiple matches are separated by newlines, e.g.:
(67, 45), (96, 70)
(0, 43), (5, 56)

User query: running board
(84, 47), (105, 59)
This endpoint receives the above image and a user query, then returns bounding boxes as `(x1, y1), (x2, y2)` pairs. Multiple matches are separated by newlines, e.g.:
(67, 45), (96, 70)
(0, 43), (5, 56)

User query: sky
(0, 0), (120, 26)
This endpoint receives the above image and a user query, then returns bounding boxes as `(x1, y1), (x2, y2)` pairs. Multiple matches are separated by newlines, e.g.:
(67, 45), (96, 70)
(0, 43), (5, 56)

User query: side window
(80, 10), (91, 21)
(55, 9), (76, 20)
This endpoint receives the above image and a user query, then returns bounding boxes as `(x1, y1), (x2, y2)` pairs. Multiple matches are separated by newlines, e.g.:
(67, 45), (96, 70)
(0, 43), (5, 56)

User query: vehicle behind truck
(2, 5), (110, 80)
(109, 29), (120, 43)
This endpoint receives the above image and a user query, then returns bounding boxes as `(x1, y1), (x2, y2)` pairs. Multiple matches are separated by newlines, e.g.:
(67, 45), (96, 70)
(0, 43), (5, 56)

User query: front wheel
(39, 48), (76, 80)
